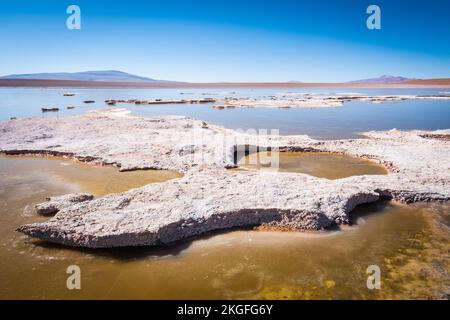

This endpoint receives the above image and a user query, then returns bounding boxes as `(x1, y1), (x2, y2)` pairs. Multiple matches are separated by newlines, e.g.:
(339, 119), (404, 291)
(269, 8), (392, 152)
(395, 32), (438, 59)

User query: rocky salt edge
(213, 94), (450, 109)
(106, 94), (450, 109)
(1, 108), (449, 248)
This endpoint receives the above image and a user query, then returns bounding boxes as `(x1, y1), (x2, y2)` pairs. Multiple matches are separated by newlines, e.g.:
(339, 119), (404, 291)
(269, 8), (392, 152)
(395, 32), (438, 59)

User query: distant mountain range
(0, 70), (163, 82)
(348, 75), (417, 84)
(0, 71), (428, 85)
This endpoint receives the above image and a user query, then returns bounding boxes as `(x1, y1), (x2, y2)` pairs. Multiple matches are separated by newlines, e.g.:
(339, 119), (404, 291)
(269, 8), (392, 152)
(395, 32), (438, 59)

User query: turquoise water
(1, 87), (449, 139)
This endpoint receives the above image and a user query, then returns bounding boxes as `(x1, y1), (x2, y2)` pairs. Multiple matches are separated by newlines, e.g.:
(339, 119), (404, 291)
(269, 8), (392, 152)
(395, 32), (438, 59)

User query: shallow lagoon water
(0, 156), (448, 299)
(238, 151), (387, 179)
(1, 87), (449, 139)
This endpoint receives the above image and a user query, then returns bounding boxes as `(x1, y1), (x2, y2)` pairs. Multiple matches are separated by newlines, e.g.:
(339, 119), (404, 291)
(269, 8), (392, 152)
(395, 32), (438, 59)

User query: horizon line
(1, 78), (450, 88)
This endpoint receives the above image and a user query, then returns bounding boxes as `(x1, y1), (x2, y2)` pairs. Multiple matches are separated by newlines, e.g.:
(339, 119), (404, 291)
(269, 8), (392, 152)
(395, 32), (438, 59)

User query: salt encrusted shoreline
(214, 94), (450, 109)
(106, 94), (450, 109)
(1, 108), (449, 248)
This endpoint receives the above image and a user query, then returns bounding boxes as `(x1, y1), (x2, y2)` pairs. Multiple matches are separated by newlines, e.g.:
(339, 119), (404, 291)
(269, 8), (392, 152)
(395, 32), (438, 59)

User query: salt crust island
(104, 94), (450, 109)
(1, 108), (449, 248)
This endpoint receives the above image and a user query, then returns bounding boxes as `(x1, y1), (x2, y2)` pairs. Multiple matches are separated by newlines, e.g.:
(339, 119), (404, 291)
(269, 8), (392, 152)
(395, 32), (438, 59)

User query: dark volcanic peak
(0, 70), (160, 82)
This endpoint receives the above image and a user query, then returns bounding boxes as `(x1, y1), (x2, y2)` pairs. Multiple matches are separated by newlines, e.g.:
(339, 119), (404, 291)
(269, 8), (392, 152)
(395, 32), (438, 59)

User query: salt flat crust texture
(1, 109), (449, 247)
(107, 94), (450, 109)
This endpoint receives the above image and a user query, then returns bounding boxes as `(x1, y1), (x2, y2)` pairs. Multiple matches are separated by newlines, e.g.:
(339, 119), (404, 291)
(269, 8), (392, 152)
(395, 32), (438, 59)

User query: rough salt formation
(105, 94), (450, 110)
(105, 98), (216, 105)
(1, 108), (449, 247)
(34, 193), (94, 215)
(211, 95), (450, 109)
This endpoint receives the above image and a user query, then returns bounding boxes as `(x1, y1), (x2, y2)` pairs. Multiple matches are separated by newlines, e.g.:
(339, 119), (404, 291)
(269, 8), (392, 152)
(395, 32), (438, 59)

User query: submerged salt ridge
(0, 108), (448, 247)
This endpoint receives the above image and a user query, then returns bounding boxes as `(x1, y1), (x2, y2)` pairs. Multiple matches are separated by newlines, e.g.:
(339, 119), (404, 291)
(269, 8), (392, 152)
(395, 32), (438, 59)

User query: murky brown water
(0, 155), (182, 197)
(0, 156), (448, 299)
(238, 151), (387, 179)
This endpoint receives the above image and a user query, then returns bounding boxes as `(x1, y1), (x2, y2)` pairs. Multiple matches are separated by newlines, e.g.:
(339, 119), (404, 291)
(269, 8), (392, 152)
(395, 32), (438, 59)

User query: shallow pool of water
(238, 151), (387, 179)
(0, 156), (448, 299)
(0, 155), (182, 197)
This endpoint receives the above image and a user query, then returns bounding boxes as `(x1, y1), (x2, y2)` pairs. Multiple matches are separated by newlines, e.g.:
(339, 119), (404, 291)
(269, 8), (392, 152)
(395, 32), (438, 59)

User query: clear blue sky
(0, 0), (449, 82)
